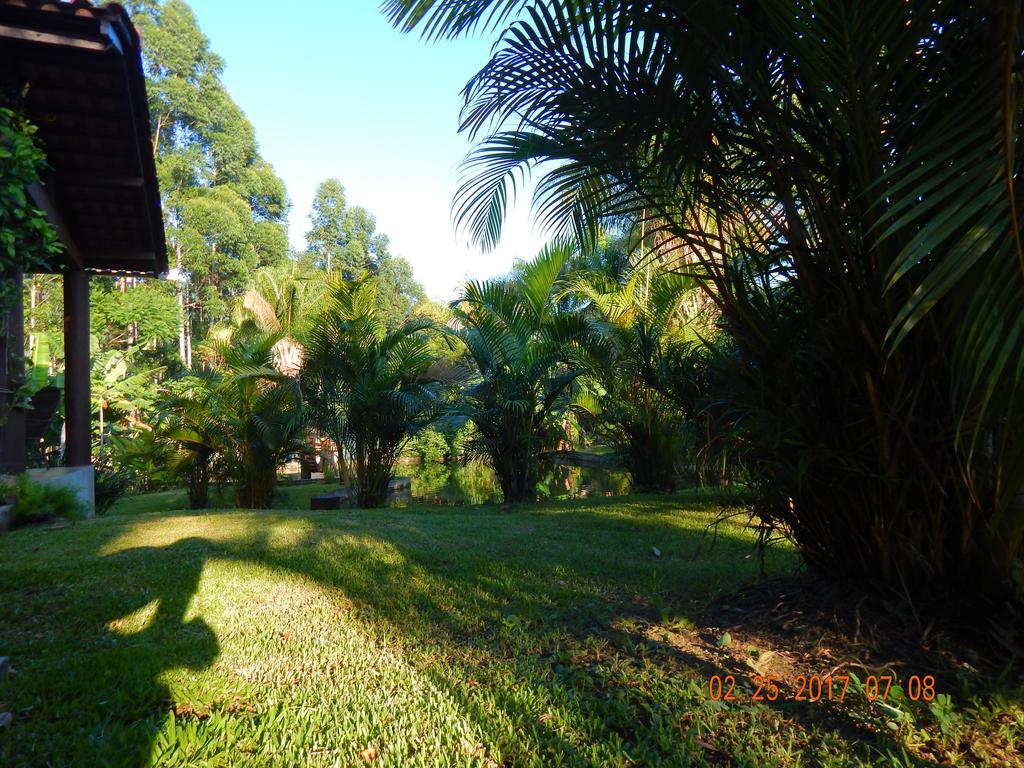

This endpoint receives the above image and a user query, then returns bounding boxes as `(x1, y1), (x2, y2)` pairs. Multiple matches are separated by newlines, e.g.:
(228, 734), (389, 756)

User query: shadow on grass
(0, 497), (948, 766)
(231, 509), (946, 767)
(0, 536), (218, 767)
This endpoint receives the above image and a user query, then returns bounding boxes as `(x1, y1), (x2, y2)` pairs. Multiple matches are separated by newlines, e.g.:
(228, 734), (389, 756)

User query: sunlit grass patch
(0, 495), (1019, 767)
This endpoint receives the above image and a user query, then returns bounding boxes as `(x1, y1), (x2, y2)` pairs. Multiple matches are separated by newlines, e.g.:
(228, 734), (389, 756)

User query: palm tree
(161, 374), (218, 509)
(451, 243), (591, 502)
(302, 277), (442, 507)
(240, 260), (333, 375)
(568, 262), (703, 492)
(163, 324), (305, 509)
(386, 1), (1024, 612)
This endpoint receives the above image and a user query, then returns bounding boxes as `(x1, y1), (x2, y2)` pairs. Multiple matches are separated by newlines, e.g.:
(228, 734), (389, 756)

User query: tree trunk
(355, 440), (392, 508)
(496, 453), (535, 503)
(176, 242), (186, 365)
(236, 466), (275, 509)
(187, 457), (210, 509)
(626, 422), (679, 494)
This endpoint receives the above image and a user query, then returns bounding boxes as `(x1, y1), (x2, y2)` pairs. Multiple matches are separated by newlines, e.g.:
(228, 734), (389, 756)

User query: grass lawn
(0, 494), (1020, 767)
(107, 482), (331, 517)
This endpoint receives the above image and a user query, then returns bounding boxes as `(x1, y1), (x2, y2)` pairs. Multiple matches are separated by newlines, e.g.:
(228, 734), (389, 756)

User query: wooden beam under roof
(58, 171), (145, 188)
(27, 181), (83, 270)
(0, 21), (110, 51)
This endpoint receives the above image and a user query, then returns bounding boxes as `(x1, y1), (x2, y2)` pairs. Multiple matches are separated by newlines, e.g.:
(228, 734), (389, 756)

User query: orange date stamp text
(707, 673), (936, 703)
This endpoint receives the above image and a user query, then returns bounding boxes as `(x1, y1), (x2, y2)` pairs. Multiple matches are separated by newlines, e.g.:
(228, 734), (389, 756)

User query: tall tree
(129, 0), (290, 367)
(306, 178), (388, 278)
(306, 178), (348, 274)
(376, 254), (427, 328)
(305, 178), (426, 326)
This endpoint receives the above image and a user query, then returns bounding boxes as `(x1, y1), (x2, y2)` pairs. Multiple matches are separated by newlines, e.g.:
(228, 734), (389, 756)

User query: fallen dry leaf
(173, 703), (210, 720)
(359, 745), (378, 763)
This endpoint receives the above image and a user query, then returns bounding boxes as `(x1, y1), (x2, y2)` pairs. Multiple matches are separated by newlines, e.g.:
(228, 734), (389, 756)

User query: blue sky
(187, 0), (544, 300)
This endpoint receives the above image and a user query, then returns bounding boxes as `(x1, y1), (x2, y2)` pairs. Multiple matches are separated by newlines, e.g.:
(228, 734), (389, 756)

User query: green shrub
(94, 471), (129, 516)
(0, 474), (85, 525)
(407, 428), (448, 465)
(102, 430), (177, 494)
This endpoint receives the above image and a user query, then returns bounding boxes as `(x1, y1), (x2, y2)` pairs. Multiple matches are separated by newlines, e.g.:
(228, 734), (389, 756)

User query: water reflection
(392, 461), (631, 506)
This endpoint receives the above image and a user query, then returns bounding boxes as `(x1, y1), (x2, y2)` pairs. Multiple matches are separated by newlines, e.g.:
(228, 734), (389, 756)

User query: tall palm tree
(451, 243), (591, 502)
(386, 1), (1024, 611)
(303, 277), (441, 507)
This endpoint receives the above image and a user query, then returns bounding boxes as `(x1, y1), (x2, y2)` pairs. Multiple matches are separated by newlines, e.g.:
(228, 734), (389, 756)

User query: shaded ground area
(0, 494), (1020, 766)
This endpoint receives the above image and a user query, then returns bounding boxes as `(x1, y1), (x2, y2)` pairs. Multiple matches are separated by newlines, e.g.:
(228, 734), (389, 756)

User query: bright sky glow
(186, 0), (546, 301)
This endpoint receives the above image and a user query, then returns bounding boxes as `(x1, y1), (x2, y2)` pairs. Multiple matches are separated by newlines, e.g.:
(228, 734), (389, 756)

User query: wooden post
(63, 269), (90, 467)
(0, 269), (26, 475)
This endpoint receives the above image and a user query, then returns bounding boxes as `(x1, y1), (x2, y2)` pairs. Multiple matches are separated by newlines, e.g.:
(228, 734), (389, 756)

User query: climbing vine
(0, 105), (60, 428)
(0, 105), (60, 311)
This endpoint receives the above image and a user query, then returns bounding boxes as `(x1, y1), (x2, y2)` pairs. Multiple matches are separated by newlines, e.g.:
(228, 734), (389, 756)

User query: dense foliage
(569, 263), (703, 492)
(0, 106), (60, 436)
(0, 107), (60, 293)
(303, 278), (442, 507)
(450, 244), (591, 502)
(163, 325), (305, 509)
(385, 0), (1024, 616)
(0, 474), (84, 525)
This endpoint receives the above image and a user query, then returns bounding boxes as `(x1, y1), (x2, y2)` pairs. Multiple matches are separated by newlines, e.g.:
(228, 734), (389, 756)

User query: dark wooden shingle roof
(0, 0), (166, 275)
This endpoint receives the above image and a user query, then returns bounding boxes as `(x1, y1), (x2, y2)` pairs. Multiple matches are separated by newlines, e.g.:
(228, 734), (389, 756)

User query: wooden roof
(0, 0), (166, 275)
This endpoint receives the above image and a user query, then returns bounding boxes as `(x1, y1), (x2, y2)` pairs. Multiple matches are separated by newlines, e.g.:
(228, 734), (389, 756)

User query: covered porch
(0, 0), (165, 513)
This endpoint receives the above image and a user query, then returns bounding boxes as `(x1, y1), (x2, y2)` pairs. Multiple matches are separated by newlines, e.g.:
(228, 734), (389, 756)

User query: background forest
(20, 0), (433, 479)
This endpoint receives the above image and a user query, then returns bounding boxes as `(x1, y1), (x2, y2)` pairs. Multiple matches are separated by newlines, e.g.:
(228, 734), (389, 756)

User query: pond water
(391, 460), (631, 506)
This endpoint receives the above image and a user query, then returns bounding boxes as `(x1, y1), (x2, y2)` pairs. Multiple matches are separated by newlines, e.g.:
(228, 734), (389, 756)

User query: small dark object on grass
(311, 487), (351, 510)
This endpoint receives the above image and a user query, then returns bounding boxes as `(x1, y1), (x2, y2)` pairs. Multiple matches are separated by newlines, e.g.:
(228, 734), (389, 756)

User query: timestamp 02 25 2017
(707, 673), (937, 703)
